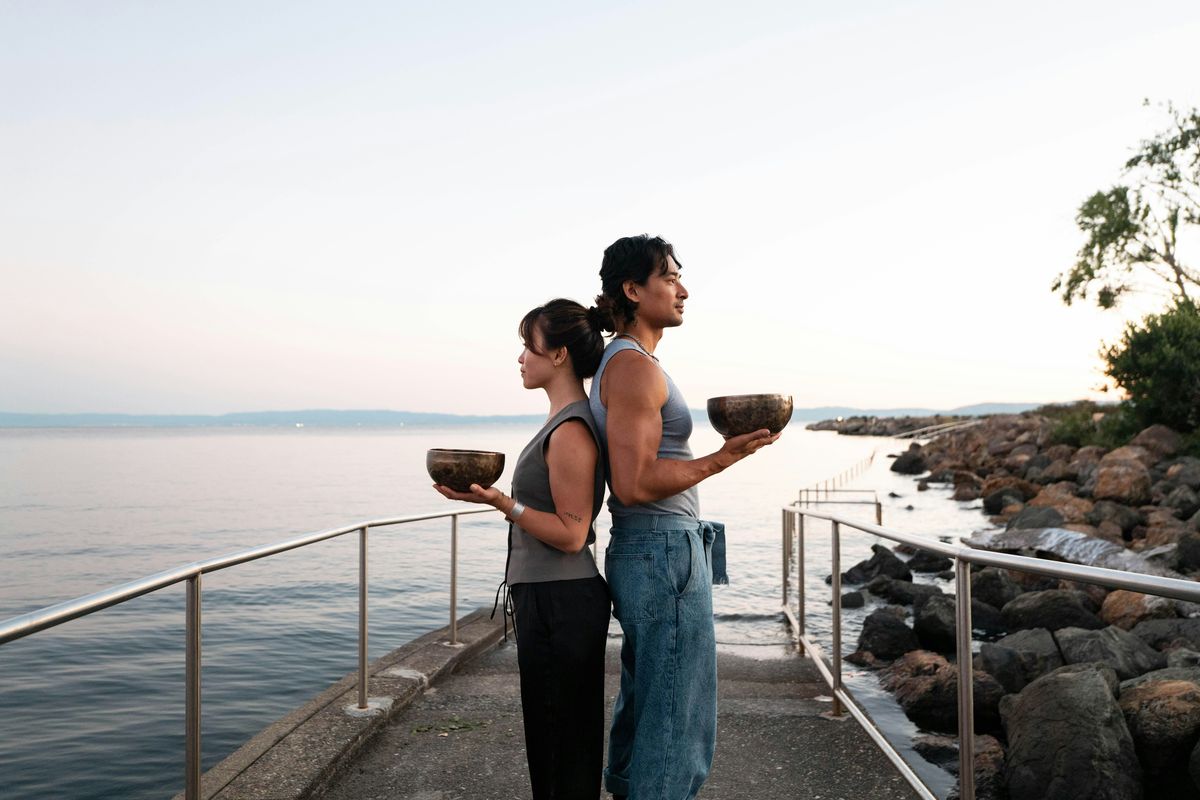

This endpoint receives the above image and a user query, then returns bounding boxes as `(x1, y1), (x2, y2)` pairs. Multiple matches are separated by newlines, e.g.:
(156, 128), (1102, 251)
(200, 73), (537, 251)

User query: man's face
(628, 255), (688, 328)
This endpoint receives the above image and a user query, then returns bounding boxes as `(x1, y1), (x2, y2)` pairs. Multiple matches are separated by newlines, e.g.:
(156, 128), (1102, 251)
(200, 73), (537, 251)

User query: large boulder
(984, 486), (1026, 515)
(1131, 424), (1183, 462)
(971, 567), (1023, 610)
(1093, 460), (1153, 506)
(1167, 457), (1200, 490)
(906, 548), (953, 573)
(1054, 625), (1167, 680)
(1101, 445), (1157, 470)
(1131, 618), (1200, 652)
(1119, 679), (1200, 782)
(866, 575), (945, 608)
(915, 734), (1007, 800)
(840, 543), (913, 584)
(1001, 589), (1106, 632)
(975, 628), (1064, 693)
(891, 444), (927, 475)
(853, 608), (919, 660)
(880, 650), (1004, 733)
(1121, 666), (1200, 693)
(1179, 531), (1200, 571)
(1027, 483), (1094, 523)
(1000, 664), (1142, 800)
(1099, 590), (1178, 631)
(914, 594), (958, 652)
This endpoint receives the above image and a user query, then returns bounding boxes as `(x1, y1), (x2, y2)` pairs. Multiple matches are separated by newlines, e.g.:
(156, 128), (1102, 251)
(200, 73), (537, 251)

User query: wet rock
(1055, 625), (1167, 680)
(1121, 666), (1200, 692)
(1131, 424), (1183, 462)
(1000, 663), (1141, 800)
(984, 487), (1026, 515)
(924, 734), (1007, 800)
(952, 484), (981, 501)
(1167, 485), (1200, 520)
(1093, 459), (1153, 507)
(915, 595), (958, 651)
(1040, 459), (1076, 484)
(971, 568), (1023, 610)
(1119, 679), (1200, 779)
(853, 608), (919, 660)
(906, 549), (953, 573)
(1087, 500), (1145, 533)
(841, 590), (865, 608)
(866, 575), (945, 608)
(972, 599), (1005, 636)
(1001, 589), (1105, 632)
(1131, 619), (1200, 652)
(1179, 532), (1200, 571)
(1166, 458), (1200, 490)
(1169, 648), (1200, 668)
(880, 650), (1004, 733)
(1006, 506), (1065, 530)
(839, 543), (913, 585)
(1100, 590), (1178, 630)
(891, 444), (927, 475)
(975, 628), (1066, 696)
(963, 526), (1185, 578)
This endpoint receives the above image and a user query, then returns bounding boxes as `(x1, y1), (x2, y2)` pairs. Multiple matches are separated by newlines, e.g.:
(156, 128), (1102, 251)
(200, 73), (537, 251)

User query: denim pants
(603, 514), (723, 800)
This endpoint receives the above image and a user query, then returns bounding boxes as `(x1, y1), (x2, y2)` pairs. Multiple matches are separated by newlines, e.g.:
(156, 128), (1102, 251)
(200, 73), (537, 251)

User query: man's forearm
(614, 450), (731, 506)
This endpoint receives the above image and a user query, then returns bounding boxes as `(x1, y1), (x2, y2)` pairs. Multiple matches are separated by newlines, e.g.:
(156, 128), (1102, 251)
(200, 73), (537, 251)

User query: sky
(2, 0), (1198, 416)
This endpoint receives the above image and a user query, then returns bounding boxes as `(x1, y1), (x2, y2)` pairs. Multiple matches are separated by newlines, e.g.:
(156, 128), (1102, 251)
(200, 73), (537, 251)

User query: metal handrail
(781, 506), (1200, 800)
(0, 505), (500, 800)
(894, 419), (983, 440)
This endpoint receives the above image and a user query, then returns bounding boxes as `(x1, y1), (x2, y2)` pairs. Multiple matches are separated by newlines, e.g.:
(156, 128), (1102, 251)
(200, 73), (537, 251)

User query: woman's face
(518, 323), (561, 390)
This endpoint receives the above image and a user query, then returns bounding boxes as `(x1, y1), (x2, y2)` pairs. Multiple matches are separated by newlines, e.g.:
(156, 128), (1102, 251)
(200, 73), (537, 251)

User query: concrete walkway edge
(172, 607), (506, 800)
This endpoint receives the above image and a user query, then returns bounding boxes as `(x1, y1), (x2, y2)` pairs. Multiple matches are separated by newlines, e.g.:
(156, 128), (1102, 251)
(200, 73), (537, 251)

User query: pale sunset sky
(2, 1), (1198, 415)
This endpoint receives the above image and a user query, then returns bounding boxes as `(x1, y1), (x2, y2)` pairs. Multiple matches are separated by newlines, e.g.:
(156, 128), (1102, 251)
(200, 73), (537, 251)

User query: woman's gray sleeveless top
(588, 337), (700, 519)
(505, 400), (604, 585)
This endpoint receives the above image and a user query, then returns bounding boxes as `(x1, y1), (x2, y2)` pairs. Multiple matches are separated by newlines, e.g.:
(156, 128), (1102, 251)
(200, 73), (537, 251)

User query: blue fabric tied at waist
(702, 519), (728, 585)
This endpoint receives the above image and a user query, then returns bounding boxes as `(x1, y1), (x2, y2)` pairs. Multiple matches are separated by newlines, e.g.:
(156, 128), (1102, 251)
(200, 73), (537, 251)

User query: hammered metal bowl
(426, 449), (505, 492)
(706, 394), (794, 438)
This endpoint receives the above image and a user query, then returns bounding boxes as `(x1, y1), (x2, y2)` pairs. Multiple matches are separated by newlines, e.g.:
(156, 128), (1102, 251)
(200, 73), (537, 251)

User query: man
(588, 234), (778, 799)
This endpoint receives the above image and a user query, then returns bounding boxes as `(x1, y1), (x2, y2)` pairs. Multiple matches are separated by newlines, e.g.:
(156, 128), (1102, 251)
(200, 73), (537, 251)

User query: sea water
(0, 424), (989, 799)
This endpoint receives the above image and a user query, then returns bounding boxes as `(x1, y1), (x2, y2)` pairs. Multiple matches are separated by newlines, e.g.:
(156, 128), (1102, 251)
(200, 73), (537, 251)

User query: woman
(433, 298), (611, 800)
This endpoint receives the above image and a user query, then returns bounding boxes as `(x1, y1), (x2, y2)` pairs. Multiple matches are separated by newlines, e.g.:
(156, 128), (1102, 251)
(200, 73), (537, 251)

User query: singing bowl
(426, 449), (505, 493)
(706, 394), (794, 438)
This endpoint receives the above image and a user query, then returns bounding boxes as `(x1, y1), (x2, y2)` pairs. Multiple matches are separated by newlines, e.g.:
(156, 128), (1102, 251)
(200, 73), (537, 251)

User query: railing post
(797, 512), (806, 646)
(781, 509), (789, 607)
(831, 520), (844, 716)
(358, 525), (369, 709)
(955, 557), (976, 800)
(449, 514), (459, 645)
(185, 573), (201, 800)
(876, 500), (883, 526)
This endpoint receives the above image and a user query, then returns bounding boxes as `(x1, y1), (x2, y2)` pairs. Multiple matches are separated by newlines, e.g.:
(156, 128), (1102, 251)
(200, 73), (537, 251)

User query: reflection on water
(0, 424), (988, 799)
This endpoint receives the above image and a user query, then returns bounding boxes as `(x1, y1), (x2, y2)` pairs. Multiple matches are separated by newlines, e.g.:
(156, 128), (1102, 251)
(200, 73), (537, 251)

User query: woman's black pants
(510, 575), (611, 800)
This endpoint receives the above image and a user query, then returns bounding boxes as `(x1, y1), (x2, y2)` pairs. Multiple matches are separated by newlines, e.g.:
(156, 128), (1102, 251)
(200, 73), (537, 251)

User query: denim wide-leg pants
(603, 514), (722, 800)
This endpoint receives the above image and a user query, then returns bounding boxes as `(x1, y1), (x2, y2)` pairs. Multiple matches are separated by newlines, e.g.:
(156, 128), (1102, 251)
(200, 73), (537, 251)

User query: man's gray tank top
(505, 399), (604, 585)
(588, 337), (700, 519)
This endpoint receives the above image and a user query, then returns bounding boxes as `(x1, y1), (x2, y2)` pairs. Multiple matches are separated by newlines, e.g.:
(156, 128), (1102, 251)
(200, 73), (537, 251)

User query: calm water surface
(0, 424), (990, 799)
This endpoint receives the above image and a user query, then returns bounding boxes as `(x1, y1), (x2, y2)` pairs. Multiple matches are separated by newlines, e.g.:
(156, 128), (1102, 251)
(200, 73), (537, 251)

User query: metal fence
(0, 506), (499, 800)
(780, 506), (1200, 800)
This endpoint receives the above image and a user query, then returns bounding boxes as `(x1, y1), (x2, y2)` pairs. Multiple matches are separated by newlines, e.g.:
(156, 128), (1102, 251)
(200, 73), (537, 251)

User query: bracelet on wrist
(508, 500), (526, 520)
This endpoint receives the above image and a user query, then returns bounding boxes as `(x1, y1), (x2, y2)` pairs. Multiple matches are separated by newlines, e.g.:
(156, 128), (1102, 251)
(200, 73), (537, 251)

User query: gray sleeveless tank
(505, 399), (604, 585)
(588, 337), (700, 518)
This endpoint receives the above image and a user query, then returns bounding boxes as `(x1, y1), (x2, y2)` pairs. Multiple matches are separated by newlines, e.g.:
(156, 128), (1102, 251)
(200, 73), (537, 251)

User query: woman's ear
(552, 346), (568, 367)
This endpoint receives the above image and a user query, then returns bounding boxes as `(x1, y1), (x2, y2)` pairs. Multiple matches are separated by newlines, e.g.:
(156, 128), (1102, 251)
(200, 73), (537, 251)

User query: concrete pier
(187, 608), (920, 800)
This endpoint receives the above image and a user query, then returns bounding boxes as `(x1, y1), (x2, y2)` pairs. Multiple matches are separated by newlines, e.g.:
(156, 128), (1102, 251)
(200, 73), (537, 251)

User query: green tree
(1102, 301), (1200, 432)
(1053, 103), (1200, 309)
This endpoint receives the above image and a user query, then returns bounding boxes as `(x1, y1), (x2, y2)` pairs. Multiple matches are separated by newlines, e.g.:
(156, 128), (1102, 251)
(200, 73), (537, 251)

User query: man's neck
(616, 322), (663, 353)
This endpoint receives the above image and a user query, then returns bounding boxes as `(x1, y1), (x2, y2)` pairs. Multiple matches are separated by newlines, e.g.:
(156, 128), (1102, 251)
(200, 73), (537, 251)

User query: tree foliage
(1102, 301), (1200, 432)
(1053, 102), (1200, 309)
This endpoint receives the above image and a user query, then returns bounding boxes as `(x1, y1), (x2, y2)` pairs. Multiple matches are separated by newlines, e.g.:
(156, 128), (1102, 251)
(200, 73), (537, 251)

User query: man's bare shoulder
(605, 349), (666, 406)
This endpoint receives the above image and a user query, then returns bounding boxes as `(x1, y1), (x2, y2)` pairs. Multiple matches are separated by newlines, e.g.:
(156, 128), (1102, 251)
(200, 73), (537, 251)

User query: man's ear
(622, 279), (639, 303)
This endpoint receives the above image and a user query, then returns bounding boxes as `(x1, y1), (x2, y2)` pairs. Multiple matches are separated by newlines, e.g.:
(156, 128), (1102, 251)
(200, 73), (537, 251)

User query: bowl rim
(706, 393), (793, 404)
(426, 448), (505, 457)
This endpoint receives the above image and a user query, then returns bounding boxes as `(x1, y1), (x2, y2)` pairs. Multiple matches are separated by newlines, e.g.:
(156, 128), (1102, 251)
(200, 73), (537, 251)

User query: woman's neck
(544, 377), (587, 419)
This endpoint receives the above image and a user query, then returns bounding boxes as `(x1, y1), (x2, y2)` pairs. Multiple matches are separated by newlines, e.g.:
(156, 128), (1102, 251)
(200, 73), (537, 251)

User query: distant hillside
(0, 410), (543, 428)
(0, 402), (1048, 428)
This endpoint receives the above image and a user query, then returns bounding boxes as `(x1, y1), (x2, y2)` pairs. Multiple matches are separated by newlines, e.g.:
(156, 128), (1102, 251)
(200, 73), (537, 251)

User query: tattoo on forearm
(564, 511), (583, 523)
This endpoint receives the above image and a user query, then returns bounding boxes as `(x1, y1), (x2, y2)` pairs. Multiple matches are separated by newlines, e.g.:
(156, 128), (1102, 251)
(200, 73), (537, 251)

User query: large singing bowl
(706, 394), (794, 438)
(426, 449), (505, 493)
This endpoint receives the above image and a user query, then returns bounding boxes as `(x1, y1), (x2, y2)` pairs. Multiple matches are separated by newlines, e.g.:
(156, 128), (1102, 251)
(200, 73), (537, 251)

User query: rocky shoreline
(835, 413), (1200, 800)
(806, 414), (973, 437)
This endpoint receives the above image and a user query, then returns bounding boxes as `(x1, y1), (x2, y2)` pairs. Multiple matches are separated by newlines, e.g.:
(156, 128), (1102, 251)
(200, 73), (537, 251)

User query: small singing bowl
(426, 449), (506, 493)
(706, 394), (794, 438)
